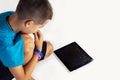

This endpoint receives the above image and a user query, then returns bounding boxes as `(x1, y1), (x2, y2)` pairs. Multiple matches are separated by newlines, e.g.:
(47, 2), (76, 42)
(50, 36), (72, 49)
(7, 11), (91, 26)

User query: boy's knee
(22, 34), (35, 65)
(45, 41), (54, 58)
(22, 34), (35, 52)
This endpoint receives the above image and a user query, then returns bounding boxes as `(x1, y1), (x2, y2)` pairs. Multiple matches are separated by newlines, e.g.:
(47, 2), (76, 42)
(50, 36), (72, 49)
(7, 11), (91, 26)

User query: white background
(0, 0), (120, 80)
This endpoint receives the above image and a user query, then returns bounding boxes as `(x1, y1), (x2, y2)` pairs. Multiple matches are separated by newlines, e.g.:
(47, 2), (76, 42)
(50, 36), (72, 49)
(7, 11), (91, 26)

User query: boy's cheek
(22, 29), (37, 34)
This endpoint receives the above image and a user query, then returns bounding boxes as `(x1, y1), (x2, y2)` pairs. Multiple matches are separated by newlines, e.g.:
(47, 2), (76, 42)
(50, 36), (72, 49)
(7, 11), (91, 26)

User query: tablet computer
(54, 42), (93, 71)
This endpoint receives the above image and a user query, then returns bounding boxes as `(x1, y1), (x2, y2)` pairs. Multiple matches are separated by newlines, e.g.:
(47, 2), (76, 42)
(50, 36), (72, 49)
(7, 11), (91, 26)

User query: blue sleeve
(0, 34), (24, 68)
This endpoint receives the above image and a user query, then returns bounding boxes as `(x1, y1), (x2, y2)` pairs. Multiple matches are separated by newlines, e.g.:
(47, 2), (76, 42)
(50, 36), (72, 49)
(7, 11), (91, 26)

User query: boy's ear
(25, 20), (34, 28)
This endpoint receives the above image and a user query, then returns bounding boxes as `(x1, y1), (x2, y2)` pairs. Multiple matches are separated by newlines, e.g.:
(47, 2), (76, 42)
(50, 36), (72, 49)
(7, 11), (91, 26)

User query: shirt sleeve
(0, 34), (24, 68)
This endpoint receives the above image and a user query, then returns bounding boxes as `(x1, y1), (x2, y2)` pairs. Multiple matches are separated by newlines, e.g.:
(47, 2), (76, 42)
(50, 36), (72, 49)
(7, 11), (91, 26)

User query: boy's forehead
(44, 20), (49, 24)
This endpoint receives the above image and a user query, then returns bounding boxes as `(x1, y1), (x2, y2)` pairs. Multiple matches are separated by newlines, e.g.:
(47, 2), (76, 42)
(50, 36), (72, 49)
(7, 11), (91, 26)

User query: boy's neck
(7, 13), (22, 33)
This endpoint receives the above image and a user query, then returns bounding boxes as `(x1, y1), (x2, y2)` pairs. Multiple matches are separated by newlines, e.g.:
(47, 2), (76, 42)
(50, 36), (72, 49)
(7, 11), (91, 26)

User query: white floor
(1, 0), (120, 80)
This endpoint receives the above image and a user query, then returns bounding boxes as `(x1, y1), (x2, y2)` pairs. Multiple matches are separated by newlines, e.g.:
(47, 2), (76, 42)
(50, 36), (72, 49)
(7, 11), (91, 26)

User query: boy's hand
(34, 30), (43, 51)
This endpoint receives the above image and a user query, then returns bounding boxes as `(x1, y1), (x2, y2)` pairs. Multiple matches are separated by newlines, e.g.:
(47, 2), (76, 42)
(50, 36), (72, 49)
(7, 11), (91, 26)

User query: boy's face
(21, 20), (49, 34)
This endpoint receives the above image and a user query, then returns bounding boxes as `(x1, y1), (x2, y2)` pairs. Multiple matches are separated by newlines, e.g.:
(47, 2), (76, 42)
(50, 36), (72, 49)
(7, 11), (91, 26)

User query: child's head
(14, 0), (53, 33)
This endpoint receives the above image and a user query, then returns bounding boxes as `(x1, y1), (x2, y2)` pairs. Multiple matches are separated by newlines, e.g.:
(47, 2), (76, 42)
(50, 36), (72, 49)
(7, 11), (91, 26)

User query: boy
(0, 0), (53, 80)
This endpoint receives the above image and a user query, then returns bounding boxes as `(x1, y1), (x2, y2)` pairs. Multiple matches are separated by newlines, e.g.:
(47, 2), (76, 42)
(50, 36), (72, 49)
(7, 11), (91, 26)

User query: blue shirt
(0, 11), (24, 68)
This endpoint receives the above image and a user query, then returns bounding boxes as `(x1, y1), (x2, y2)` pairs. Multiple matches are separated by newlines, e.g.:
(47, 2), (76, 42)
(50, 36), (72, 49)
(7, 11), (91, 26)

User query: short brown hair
(16, 0), (53, 24)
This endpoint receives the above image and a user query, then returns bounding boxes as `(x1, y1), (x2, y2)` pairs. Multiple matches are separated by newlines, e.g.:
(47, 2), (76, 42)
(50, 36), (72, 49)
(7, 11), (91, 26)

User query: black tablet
(54, 42), (93, 71)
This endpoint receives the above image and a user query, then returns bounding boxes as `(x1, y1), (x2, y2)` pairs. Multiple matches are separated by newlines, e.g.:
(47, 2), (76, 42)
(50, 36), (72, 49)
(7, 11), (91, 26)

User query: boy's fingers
(37, 30), (42, 39)
(37, 32), (40, 39)
(33, 32), (38, 40)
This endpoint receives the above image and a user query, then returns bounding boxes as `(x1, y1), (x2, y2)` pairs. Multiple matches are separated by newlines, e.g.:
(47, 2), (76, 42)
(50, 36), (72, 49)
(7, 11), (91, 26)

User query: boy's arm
(9, 53), (38, 80)
(9, 30), (43, 80)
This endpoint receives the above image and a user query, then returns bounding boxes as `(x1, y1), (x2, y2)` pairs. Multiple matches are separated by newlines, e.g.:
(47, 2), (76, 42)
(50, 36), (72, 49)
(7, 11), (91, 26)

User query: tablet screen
(54, 42), (93, 71)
